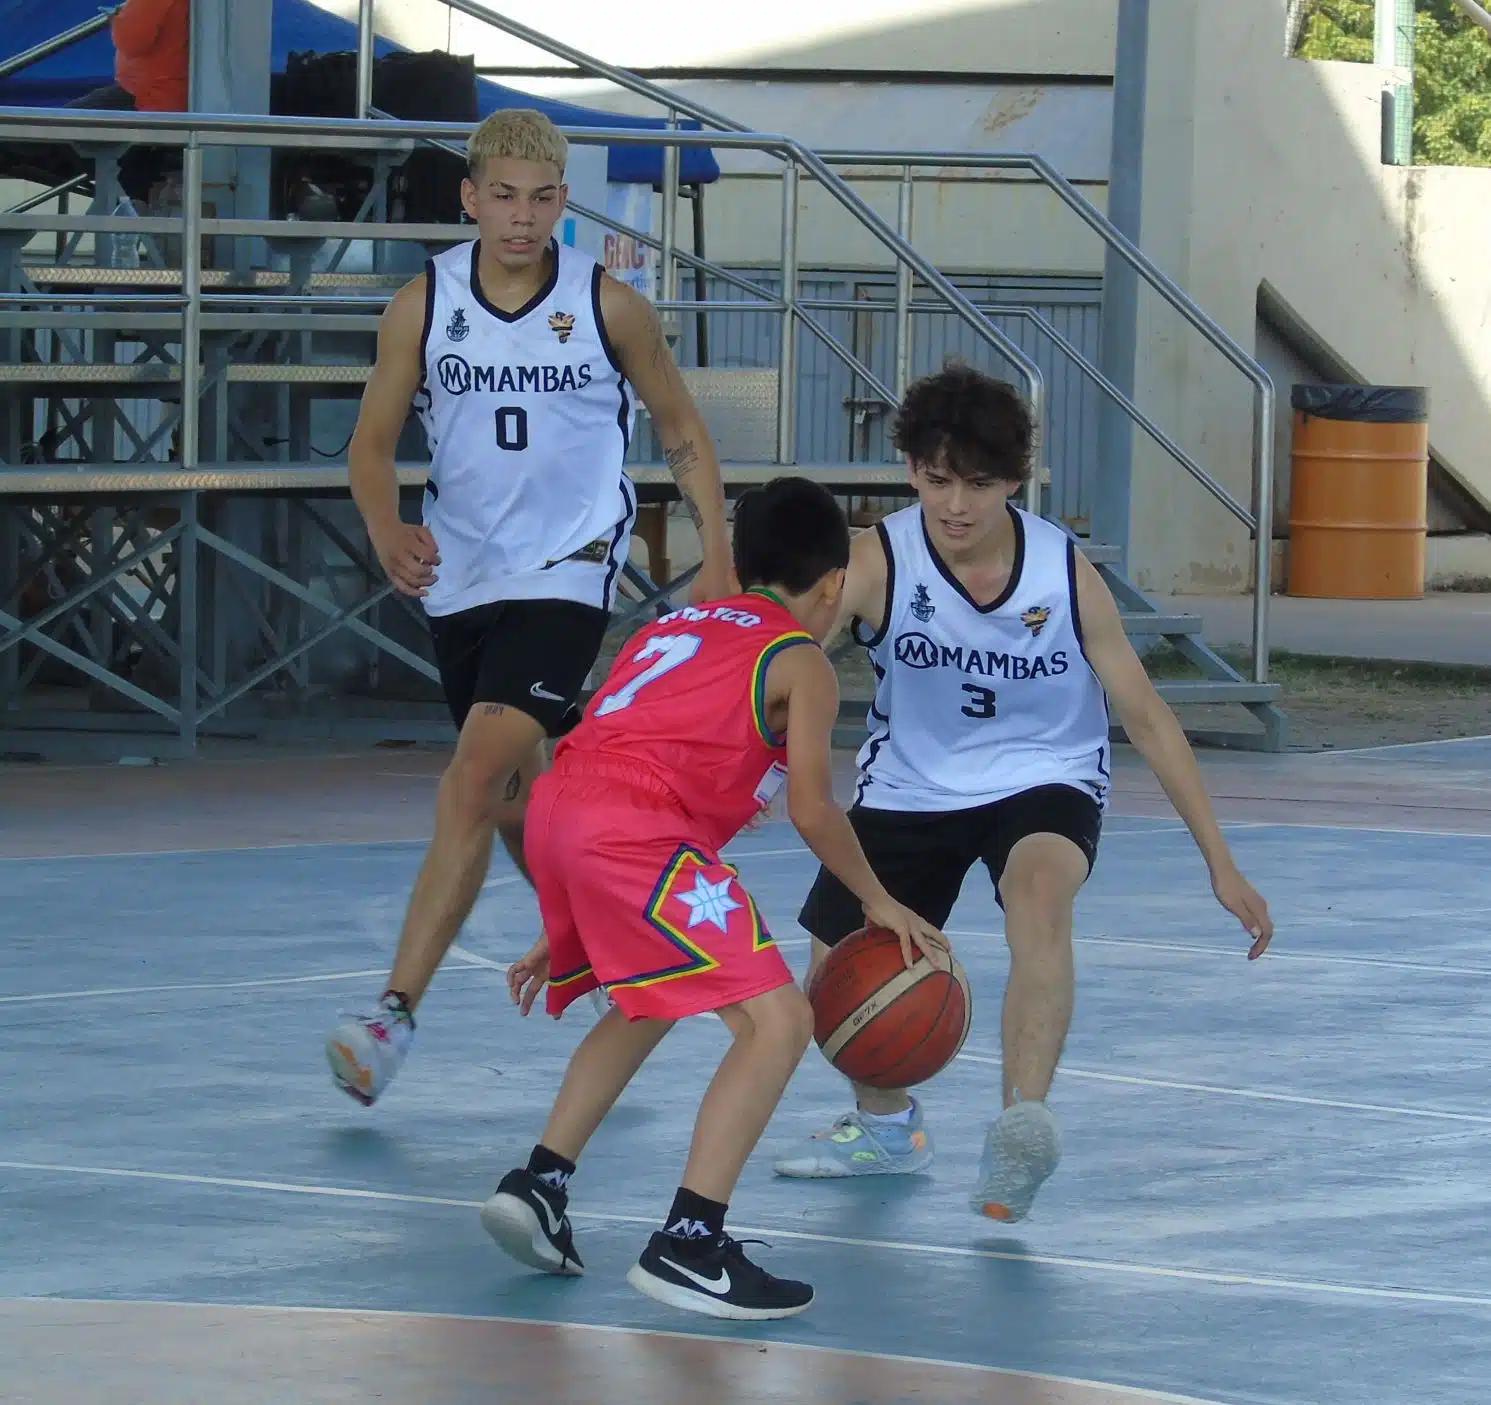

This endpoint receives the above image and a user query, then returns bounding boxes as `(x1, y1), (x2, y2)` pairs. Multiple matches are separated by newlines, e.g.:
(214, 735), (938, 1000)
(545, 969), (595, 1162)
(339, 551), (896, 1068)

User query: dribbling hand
(507, 933), (552, 1017)
(373, 521), (441, 598)
(863, 896), (950, 970)
(1211, 864), (1274, 960)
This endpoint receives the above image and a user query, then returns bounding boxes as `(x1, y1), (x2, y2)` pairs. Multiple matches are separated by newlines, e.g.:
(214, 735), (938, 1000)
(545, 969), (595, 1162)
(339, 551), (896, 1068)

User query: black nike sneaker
(626, 1231), (813, 1319)
(480, 1168), (584, 1276)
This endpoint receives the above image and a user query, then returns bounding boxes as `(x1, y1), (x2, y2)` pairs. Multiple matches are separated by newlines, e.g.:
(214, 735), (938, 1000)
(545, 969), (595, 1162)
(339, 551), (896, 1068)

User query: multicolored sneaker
(772, 1098), (934, 1178)
(325, 996), (414, 1106)
(970, 1099), (1062, 1222)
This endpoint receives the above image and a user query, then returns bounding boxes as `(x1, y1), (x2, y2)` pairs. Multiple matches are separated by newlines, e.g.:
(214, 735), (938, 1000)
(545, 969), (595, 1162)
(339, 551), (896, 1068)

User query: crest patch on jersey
(910, 583), (935, 622)
(445, 307), (469, 343)
(548, 310), (576, 344)
(1021, 605), (1052, 637)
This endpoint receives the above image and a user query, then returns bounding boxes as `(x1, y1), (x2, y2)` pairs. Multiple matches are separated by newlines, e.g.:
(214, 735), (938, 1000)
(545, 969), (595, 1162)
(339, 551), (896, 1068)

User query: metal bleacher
(0, 8), (1286, 756)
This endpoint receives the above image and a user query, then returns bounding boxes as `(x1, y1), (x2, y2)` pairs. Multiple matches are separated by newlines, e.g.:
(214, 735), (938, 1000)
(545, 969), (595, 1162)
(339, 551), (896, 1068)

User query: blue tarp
(0, 0), (719, 185)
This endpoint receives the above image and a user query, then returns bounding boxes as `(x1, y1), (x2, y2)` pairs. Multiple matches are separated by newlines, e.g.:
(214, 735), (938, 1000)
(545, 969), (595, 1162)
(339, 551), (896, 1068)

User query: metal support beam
(776, 162), (800, 465)
(893, 167), (914, 400)
(1093, 0), (1148, 570)
(357, 0), (377, 118)
(1376, 0), (1416, 166)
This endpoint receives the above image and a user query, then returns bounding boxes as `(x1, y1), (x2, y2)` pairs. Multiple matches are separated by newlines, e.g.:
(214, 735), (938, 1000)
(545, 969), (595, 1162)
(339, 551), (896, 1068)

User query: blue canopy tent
(0, 0), (720, 187)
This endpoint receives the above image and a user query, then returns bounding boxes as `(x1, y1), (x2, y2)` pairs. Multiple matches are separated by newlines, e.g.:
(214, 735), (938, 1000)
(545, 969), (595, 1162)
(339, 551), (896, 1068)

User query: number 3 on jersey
(595, 633), (702, 716)
(960, 683), (997, 719)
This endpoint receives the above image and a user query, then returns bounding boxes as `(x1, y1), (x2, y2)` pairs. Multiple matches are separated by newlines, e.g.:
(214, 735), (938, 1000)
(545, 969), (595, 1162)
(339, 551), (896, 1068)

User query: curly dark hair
(890, 362), (1034, 484)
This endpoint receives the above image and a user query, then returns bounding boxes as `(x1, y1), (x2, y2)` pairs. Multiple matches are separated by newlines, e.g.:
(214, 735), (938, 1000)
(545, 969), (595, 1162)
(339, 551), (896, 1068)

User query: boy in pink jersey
(479, 476), (945, 1320)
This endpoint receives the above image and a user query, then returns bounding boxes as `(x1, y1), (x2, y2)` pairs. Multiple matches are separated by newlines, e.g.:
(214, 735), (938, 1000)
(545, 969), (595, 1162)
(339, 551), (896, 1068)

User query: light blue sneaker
(970, 1099), (1061, 1222)
(773, 1099), (934, 1178)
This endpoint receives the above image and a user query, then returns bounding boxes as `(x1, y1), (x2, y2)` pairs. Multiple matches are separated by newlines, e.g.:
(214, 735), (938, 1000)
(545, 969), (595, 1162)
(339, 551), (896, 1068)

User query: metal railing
(0, 105), (1049, 509)
(350, 0), (1273, 675)
(1, 102), (1275, 683)
(0, 8), (117, 83)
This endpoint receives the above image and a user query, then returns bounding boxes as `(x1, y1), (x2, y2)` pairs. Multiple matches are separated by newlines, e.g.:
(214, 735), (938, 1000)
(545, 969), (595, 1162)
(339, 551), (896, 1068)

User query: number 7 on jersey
(594, 633), (702, 716)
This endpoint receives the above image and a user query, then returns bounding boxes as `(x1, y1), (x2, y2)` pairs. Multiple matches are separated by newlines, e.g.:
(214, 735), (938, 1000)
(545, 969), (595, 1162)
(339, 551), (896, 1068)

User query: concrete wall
(319, 0), (1491, 594)
(312, 0), (1119, 75)
(1130, 1), (1491, 594)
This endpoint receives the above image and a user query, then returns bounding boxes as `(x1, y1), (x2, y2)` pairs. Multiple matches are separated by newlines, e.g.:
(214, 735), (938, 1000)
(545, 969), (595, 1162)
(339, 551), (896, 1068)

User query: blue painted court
(3, 739), (1490, 1403)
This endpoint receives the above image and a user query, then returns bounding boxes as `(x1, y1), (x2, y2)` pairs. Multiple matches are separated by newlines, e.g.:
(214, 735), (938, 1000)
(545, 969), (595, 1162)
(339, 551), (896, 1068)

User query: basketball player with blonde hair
(326, 108), (735, 1105)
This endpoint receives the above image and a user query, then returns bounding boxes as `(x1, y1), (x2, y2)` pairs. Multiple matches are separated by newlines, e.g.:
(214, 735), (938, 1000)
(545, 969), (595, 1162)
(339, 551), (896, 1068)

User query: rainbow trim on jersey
(549, 963), (595, 990)
(750, 631), (816, 746)
(609, 845), (773, 992)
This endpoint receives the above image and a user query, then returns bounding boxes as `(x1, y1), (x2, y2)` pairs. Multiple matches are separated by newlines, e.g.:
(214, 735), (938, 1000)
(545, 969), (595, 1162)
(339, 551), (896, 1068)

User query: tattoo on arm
(502, 769), (522, 802)
(665, 439), (705, 529)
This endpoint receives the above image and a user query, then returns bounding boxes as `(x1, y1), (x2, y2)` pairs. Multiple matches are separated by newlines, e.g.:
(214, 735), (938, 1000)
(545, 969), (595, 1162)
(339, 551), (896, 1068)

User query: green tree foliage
(1296, 2), (1491, 165)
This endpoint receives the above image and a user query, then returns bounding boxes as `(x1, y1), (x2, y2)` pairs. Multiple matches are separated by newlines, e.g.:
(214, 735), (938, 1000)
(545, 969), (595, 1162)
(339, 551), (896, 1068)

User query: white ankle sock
(863, 1104), (915, 1126)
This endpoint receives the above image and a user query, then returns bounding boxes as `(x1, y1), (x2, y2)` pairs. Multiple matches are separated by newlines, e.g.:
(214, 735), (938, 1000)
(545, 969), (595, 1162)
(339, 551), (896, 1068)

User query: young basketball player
(326, 109), (735, 1105)
(479, 476), (946, 1320)
(772, 364), (1274, 1224)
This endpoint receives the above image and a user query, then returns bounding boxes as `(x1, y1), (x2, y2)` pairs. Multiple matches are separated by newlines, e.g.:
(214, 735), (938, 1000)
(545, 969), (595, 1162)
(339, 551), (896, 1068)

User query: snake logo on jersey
(415, 239), (637, 618)
(853, 504), (1112, 812)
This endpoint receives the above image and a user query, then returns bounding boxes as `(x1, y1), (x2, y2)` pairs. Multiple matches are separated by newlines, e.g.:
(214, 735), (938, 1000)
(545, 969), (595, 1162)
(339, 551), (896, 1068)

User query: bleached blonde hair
(466, 109), (568, 180)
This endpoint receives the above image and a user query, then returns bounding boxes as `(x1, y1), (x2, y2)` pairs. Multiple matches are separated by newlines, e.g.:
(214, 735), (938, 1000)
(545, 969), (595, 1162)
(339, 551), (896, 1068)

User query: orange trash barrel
(1287, 384), (1429, 600)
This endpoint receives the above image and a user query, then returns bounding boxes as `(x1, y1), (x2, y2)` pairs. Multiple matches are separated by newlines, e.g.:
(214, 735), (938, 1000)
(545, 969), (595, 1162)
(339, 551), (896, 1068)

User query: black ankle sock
(526, 1144), (577, 1194)
(662, 1186), (728, 1248)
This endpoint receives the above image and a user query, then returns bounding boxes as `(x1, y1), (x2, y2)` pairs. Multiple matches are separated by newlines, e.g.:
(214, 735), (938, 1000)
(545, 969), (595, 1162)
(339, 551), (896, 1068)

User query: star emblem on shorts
(676, 873), (742, 931)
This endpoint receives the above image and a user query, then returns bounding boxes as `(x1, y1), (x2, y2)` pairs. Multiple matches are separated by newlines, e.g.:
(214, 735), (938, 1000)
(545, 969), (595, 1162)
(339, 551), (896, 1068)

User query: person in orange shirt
(71, 0), (191, 113)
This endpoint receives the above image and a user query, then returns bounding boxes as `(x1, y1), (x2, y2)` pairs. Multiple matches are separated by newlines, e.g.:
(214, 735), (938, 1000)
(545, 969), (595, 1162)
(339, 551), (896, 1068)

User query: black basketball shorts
(426, 598), (610, 736)
(798, 783), (1103, 946)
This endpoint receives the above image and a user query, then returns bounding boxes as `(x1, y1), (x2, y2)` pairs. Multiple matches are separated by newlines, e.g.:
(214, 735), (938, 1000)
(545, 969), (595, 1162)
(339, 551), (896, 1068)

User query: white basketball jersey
(414, 239), (637, 616)
(853, 504), (1111, 811)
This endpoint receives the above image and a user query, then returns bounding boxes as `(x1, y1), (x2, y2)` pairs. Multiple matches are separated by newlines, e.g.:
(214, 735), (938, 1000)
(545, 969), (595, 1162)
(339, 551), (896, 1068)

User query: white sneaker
(326, 1000), (414, 1106)
(970, 1099), (1062, 1222)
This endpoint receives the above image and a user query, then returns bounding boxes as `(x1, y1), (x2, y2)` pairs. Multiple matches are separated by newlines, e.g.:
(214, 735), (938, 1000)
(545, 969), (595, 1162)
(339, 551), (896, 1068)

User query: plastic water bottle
(110, 196), (141, 269)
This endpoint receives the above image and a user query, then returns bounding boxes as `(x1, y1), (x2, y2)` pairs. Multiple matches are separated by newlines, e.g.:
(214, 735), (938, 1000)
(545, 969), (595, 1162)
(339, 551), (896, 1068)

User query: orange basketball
(806, 926), (972, 1089)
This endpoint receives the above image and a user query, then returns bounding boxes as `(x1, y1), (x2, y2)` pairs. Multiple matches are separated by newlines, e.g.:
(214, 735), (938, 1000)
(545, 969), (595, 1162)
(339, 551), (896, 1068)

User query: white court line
(953, 1052), (1491, 1128)
(722, 824), (1256, 866)
(0, 837), (422, 863)
(0, 968), (397, 1006)
(945, 930), (1491, 979)
(1215, 818), (1491, 840)
(0, 1159), (1486, 1311)
(12, 1297), (1230, 1405)
(722, 844), (815, 861)
(479, 873), (526, 893)
(447, 945), (512, 972)
(10, 817), (1484, 868)
(1077, 933), (1491, 977)
(1313, 732), (1491, 759)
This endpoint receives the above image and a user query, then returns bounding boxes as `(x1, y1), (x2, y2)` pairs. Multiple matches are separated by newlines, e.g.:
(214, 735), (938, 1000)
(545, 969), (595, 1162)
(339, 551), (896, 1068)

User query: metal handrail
(799, 296), (1252, 528)
(0, 106), (1048, 516)
(3, 173), (89, 215)
(0, 107), (1267, 677)
(352, 0), (1271, 677)
(428, 0), (751, 134)
(813, 147), (1273, 678)
(0, 9), (117, 83)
